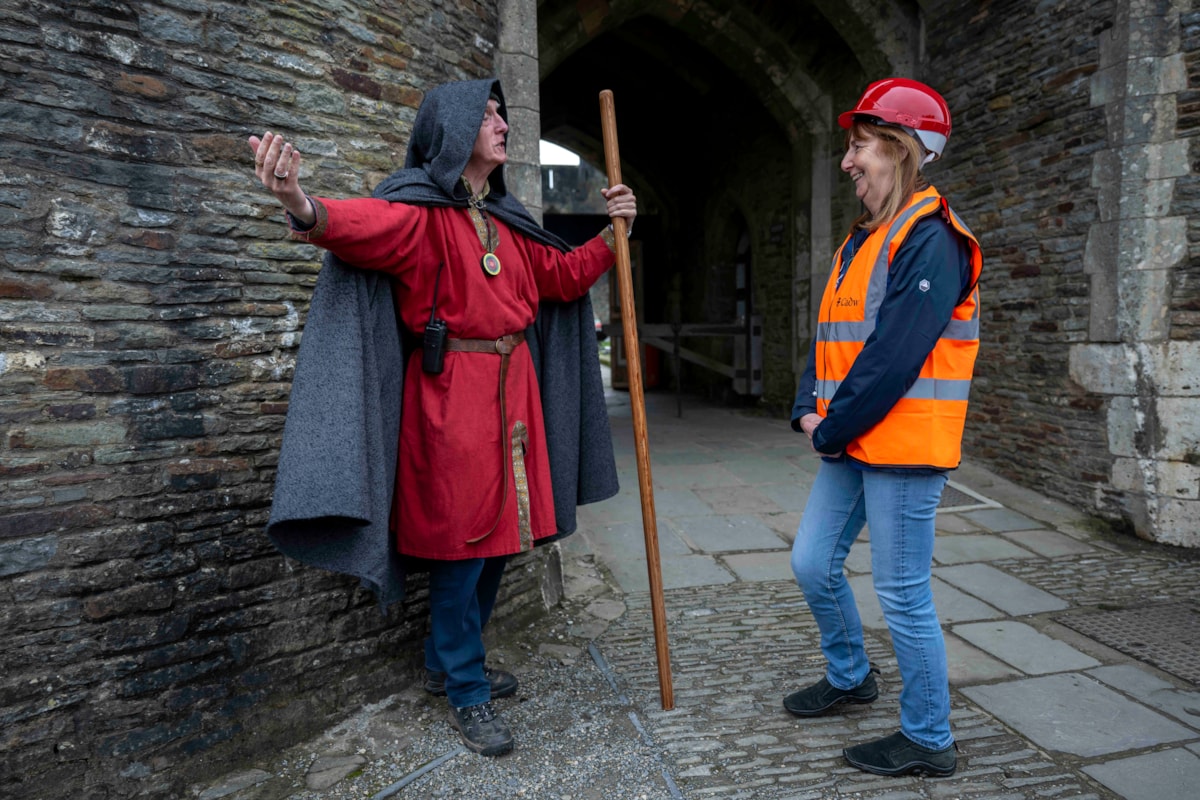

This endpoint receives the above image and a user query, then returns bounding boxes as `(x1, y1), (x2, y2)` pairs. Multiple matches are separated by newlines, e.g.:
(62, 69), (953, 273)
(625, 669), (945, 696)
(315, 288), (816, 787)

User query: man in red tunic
(250, 80), (636, 756)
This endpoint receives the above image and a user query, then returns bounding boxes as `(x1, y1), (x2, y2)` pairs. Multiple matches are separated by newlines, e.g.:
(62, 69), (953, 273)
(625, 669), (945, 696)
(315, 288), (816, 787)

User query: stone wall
(923, 0), (1128, 528)
(925, 0), (1109, 498)
(0, 2), (535, 798)
(924, 0), (1200, 546)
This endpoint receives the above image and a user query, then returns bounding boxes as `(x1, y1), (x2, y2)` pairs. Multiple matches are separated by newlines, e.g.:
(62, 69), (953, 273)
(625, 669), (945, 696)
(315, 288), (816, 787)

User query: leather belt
(445, 331), (525, 543)
(445, 331), (524, 354)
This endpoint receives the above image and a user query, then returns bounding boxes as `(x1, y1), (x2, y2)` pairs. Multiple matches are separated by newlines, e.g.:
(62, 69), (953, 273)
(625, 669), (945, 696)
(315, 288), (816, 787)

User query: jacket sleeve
(790, 336), (819, 430)
(811, 215), (972, 455)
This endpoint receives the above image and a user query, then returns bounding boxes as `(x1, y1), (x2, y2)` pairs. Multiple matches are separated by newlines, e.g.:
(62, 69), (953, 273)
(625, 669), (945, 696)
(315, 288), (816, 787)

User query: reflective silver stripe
(941, 287), (980, 340)
(815, 377), (840, 401)
(823, 316), (980, 343)
(942, 317), (979, 340)
(818, 376), (972, 402)
(817, 320), (874, 342)
(817, 193), (979, 411)
(822, 197), (943, 346)
(946, 205), (977, 241)
(902, 378), (972, 401)
(862, 197), (941, 326)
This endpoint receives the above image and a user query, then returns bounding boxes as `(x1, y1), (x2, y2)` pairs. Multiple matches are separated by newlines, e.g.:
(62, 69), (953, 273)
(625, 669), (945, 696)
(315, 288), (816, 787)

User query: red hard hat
(838, 78), (951, 160)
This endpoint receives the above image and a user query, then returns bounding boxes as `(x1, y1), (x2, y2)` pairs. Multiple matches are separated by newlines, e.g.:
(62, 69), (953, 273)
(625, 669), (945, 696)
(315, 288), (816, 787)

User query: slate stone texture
(0, 2), (504, 798)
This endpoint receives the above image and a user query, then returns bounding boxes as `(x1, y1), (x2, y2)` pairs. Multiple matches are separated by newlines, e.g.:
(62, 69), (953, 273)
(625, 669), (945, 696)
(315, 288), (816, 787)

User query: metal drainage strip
(937, 481), (999, 512)
(1056, 603), (1200, 686)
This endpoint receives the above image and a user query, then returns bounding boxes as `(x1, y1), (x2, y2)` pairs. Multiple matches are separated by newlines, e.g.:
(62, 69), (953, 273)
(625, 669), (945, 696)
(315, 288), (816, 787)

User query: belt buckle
(495, 335), (514, 355)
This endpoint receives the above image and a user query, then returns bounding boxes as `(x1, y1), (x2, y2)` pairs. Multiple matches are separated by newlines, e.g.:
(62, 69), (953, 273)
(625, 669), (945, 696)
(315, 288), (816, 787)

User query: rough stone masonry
(0, 2), (525, 798)
(2, 1), (1200, 799)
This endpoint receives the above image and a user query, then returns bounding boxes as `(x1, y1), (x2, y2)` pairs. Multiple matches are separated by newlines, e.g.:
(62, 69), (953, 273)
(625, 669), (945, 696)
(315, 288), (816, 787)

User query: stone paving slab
(720, 551), (797, 583)
(931, 512), (984, 533)
(753, 482), (812, 512)
(960, 673), (1195, 757)
(933, 534), (1042, 564)
(962, 507), (1043, 532)
(654, 487), (722, 518)
(586, 518), (694, 559)
(952, 620), (1102, 674)
(944, 633), (1022, 685)
(1087, 664), (1200, 729)
(1083, 747), (1200, 800)
(757, 510), (801, 541)
(933, 563), (1071, 615)
(696, 485), (785, 516)
(600, 546), (734, 593)
(669, 514), (789, 553)
(651, 463), (744, 489)
(1000, 529), (1100, 558)
(718, 454), (817, 485)
(843, 542), (873, 574)
(657, 554), (737, 591)
(651, 449), (729, 466)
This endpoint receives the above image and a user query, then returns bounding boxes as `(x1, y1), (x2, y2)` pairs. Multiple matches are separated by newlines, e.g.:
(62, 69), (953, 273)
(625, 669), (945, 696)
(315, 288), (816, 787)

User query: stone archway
(532, 0), (922, 407)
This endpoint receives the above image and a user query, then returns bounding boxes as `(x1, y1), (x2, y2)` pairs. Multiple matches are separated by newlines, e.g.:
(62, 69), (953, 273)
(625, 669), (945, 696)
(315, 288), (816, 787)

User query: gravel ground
(195, 554), (679, 800)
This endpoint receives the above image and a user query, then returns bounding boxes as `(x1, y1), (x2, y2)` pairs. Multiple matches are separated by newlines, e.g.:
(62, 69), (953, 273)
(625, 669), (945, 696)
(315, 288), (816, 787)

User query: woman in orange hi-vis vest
(783, 78), (982, 778)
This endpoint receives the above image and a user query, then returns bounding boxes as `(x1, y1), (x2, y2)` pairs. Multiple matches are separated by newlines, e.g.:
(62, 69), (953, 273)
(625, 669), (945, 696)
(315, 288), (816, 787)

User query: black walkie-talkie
(422, 261), (448, 374)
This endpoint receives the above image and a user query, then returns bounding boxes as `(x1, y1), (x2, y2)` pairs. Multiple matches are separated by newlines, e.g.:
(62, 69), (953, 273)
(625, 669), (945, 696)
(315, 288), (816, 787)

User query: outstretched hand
(601, 184), (637, 228)
(248, 132), (315, 226)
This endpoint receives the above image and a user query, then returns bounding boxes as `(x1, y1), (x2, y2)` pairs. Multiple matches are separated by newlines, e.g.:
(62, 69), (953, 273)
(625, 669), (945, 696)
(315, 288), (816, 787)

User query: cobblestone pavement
(201, 391), (1200, 800)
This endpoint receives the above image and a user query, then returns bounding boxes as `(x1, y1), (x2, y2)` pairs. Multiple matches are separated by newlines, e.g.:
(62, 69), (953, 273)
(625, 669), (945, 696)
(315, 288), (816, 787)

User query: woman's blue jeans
(790, 459), (953, 750)
(424, 555), (508, 708)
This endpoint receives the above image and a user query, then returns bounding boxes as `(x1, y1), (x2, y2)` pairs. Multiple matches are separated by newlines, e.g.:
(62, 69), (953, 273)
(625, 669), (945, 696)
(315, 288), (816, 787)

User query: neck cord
(469, 194), (496, 253)
(464, 177), (502, 276)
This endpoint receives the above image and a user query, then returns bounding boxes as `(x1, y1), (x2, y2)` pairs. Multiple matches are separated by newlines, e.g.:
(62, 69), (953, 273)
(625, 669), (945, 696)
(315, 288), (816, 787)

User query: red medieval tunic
(294, 196), (615, 561)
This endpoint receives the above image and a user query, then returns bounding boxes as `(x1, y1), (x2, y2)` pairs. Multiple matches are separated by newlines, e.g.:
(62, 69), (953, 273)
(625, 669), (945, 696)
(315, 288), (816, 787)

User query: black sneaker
(843, 730), (957, 777)
(424, 666), (519, 699)
(449, 701), (513, 757)
(783, 666), (879, 716)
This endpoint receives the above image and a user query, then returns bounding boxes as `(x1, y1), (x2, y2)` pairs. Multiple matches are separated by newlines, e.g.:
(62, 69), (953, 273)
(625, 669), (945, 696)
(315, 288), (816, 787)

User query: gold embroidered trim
(463, 177), (498, 251)
(289, 196), (329, 241)
(511, 420), (532, 551)
(600, 226), (617, 253)
(468, 205), (497, 250)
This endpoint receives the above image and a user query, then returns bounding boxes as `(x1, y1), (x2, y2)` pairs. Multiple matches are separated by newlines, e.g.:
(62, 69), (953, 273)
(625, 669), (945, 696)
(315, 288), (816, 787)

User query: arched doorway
(532, 0), (921, 408)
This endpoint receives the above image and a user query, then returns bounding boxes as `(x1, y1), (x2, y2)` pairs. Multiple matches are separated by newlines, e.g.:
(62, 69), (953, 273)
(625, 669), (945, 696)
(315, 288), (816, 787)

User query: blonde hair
(847, 120), (929, 232)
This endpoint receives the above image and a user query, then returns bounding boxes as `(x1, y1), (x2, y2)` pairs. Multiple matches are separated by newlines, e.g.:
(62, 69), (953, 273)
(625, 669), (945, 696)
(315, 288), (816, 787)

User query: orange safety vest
(816, 186), (982, 469)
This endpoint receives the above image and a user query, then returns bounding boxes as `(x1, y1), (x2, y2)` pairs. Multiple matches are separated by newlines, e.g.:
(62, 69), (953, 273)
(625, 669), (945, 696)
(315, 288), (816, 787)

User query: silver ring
(273, 172), (288, 179)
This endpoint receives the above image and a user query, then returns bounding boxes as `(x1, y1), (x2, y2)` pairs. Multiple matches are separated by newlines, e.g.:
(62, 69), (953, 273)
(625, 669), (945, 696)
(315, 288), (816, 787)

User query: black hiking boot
(424, 666), (519, 699)
(783, 665), (879, 717)
(843, 730), (958, 777)
(449, 700), (513, 757)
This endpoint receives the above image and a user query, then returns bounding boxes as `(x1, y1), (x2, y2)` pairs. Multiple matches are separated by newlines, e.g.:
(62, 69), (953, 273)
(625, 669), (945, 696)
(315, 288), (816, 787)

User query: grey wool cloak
(265, 79), (619, 607)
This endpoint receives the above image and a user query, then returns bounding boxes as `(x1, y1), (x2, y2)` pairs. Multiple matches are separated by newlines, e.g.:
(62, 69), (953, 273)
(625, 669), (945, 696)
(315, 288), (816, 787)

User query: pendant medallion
(481, 252), (502, 276)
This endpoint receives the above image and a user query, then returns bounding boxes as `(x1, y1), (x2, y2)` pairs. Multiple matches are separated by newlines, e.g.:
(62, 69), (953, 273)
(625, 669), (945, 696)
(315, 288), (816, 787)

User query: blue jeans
(790, 459), (952, 750)
(424, 555), (508, 708)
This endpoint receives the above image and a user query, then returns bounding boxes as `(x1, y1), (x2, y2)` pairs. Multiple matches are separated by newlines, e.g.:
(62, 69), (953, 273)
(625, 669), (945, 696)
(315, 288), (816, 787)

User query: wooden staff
(598, 89), (674, 711)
